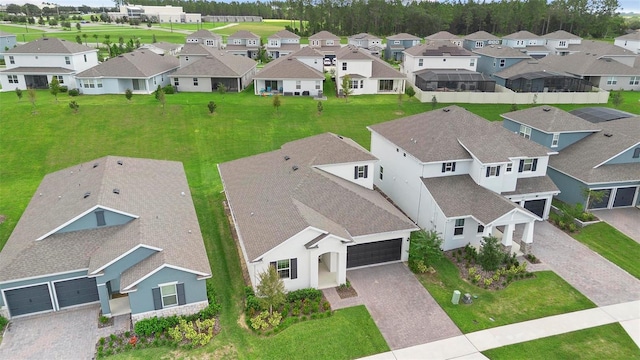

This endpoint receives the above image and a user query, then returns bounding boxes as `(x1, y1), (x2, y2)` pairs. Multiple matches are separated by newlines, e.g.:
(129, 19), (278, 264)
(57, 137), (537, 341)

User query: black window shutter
(364, 165), (368, 178)
(290, 258), (297, 279)
(270, 261), (276, 270)
(441, 163), (446, 173)
(176, 283), (186, 305)
(152, 287), (162, 310)
(354, 166), (358, 179)
(518, 160), (524, 172)
(486, 167), (490, 177)
(532, 159), (538, 171)
(452, 162), (456, 171)
(496, 166), (500, 176)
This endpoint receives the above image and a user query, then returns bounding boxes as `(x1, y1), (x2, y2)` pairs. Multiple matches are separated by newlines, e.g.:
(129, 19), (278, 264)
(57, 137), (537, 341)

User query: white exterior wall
(595, 75), (640, 91)
(424, 56), (478, 71)
(6, 52), (98, 72)
(315, 161), (376, 189)
(281, 79), (321, 95)
(296, 57), (324, 72)
(516, 156), (549, 179)
(337, 59), (373, 79)
(614, 39), (640, 54)
(176, 76), (212, 92)
(421, 160), (472, 178)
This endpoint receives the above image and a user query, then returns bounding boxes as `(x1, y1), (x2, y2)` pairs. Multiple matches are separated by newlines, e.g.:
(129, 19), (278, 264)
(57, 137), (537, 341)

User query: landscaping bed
(335, 279), (358, 299)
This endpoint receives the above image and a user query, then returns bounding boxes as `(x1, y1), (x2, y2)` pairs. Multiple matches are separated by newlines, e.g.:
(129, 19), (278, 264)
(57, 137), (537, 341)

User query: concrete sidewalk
(359, 300), (640, 360)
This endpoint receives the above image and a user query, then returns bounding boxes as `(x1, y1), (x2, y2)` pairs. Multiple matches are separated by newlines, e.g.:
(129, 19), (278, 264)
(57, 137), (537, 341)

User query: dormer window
(519, 125), (531, 139)
(475, 41), (484, 48)
(633, 148), (640, 158)
(519, 159), (538, 172)
(326, 40), (334, 46)
(486, 166), (500, 177)
(95, 211), (106, 226)
(552, 133), (559, 147)
(354, 165), (368, 179)
(441, 162), (456, 172)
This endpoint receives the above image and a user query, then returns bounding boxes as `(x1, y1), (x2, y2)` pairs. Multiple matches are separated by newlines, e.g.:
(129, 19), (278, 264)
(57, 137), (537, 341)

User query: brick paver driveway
(532, 221), (640, 306)
(592, 208), (640, 244)
(324, 262), (461, 350)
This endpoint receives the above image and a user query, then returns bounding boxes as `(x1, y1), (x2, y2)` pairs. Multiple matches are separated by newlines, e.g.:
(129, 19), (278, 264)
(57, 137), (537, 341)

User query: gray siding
(554, 132), (595, 151)
(57, 208), (133, 234)
(547, 167), (587, 206)
(0, 270), (88, 308)
(477, 56), (525, 77)
(95, 247), (157, 292)
(502, 119), (595, 150)
(0, 35), (17, 60)
(605, 144), (640, 165)
(128, 267), (207, 315)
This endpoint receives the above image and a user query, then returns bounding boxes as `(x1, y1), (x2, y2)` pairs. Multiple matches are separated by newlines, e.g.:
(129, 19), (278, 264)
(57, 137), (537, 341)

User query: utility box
(451, 290), (461, 305)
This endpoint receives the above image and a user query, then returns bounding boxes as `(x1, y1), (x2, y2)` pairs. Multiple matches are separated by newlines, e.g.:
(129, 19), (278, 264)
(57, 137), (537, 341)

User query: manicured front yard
(572, 222), (640, 280)
(483, 323), (640, 360)
(416, 257), (596, 333)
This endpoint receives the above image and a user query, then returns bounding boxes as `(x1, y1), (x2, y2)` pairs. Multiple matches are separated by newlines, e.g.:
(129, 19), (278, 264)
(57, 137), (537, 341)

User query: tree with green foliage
(611, 90), (623, 108)
(76, 22), (81, 31)
(217, 83), (227, 96)
(49, 76), (61, 102)
(125, 88), (132, 101)
(272, 94), (281, 113)
(341, 75), (352, 103)
(15, 88), (23, 101)
(478, 235), (505, 272)
(405, 85), (415, 100)
(154, 84), (162, 100)
(207, 101), (217, 115)
(27, 89), (37, 113)
(75, 35), (82, 44)
(431, 95), (437, 110)
(147, 21), (152, 28)
(69, 100), (79, 113)
(82, 33), (88, 45)
(408, 230), (443, 273)
(152, 34), (157, 43)
(256, 266), (286, 314)
(157, 88), (166, 114)
(317, 101), (323, 115)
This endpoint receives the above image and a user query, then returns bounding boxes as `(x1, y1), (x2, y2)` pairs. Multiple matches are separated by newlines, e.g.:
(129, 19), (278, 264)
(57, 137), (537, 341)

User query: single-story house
(170, 49), (256, 92)
(253, 46), (325, 96)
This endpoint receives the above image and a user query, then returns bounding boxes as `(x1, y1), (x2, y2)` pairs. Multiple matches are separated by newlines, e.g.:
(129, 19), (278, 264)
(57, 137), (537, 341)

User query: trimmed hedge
(286, 288), (322, 302)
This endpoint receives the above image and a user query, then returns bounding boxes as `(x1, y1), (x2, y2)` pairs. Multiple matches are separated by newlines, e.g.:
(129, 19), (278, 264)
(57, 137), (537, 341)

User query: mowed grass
(416, 257), (596, 333)
(483, 323), (640, 360)
(572, 222), (640, 280)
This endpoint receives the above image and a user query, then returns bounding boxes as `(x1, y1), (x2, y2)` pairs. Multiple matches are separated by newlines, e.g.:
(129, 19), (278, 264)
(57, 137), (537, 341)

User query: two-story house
(501, 30), (550, 59)
(368, 106), (559, 253)
(218, 133), (417, 291)
(347, 33), (383, 56)
(266, 29), (301, 59)
(0, 31), (17, 60)
(426, 31), (462, 47)
(0, 37), (98, 91)
(543, 30), (582, 56)
(186, 29), (223, 49)
(308, 30), (341, 62)
(0, 157), (211, 321)
(384, 33), (421, 61)
(335, 45), (405, 95)
(462, 30), (501, 51)
(225, 30), (260, 58)
(502, 106), (640, 210)
(474, 45), (532, 79)
(253, 46), (324, 96)
(615, 30), (640, 54)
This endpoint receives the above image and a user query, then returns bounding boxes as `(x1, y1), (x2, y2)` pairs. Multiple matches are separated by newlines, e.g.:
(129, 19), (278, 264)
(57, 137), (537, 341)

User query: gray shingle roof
(218, 133), (417, 261)
(473, 45), (531, 58)
(336, 45), (404, 78)
(172, 50), (256, 77)
(549, 117), (640, 184)
(6, 37), (96, 54)
(503, 30), (541, 40)
(501, 106), (602, 133)
(0, 66), (74, 74)
(76, 50), (179, 78)
(369, 106), (551, 164)
(254, 53), (323, 80)
(349, 33), (381, 40)
(569, 40), (636, 56)
(422, 175), (530, 224)
(179, 43), (217, 56)
(493, 58), (573, 80)
(148, 42), (183, 51)
(543, 30), (581, 40)
(387, 33), (421, 41)
(267, 43), (301, 52)
(405, 42), (475, 57)
(0, 157), (211, 285)
(228, 30), (260, 39)
(309, 31), (340, 40)
(464, 31), (499, 41)
(426, 31), (459, 40)
(188, 29), (221, 40)
(502, 176), (559, 196)
(292, 46), (323, 57)
(616, 31), (640, 41)
(269, 29), (300, 39)
(540, 51), (640, 76)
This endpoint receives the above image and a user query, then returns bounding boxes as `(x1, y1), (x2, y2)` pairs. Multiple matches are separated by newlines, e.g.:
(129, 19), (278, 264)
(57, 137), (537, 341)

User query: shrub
(478, 235), (505, 271)
(467, 267), (477, 277)
(568, 223), (577, 233)
(68, 88), (80, 96)
(322, 300), (331, 311)
(484, 277), (493, 287)
(244, 286), (256, 297)
(250, 311), (270, 331)
(464, 243), (478, 261)
(310, 301), (320, 313)
(99, 315), (109, 324)
(245, 294), (262, 314)
(408, 230), (443, 269)
(134, 315), (180, 337)
(287, 288), (322, 302)
(163, 84), (175, 94)
(60, 86), (68, 93)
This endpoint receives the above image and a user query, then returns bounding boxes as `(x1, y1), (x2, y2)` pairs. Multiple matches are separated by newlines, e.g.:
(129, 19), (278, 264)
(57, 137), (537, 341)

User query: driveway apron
(324, 262), (462, 350)
(532, 221), (640, 306)
(592, 208), (640, 244)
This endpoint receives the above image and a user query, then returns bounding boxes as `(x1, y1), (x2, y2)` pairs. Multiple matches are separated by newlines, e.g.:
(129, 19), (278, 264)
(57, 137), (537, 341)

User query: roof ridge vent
(542, 107), (551, 112)
(84, 191), (91, 199)
(113, 188), (120, 194)
(292, 165), (299, 171)
(284, 155), (290, 161)
(603, 133), (613, 137)
(443, 108), (450, 112)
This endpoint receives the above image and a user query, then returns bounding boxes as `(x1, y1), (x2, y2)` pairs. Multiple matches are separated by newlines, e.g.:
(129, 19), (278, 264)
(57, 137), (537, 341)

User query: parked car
(323, 58), (331, 66)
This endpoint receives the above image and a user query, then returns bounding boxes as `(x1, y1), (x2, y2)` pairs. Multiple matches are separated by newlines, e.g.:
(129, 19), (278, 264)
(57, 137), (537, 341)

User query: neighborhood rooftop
(6, 37), (96, 54)
(502, 106), (602, 133)
(173, 49), (256, 77)
(76, 50), (179, 78)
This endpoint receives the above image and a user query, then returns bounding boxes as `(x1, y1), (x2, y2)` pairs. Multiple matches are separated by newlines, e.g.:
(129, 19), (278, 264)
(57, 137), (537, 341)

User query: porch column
(482, 225), (493, 238)
(521, 220), (535, 254)
(337, 249), (347, 286)
(97, 282), (111, 317)
(310, 251), (319, 289)
(501, 223), (514, 254)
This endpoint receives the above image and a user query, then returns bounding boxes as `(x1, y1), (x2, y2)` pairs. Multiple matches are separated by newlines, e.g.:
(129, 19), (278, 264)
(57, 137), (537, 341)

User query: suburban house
(501, 30), (550, 59)
(225, 30), (260, 58)
(335, 45), (405, 96)
(368, 106), (559, 253)
(0, 157), (212, 322)
(308, 30), (341, 61)
(186, 29), (223, 49)
(253, 46), (324, 96)
(266, 29), (301, 59)
(178, 43), (219, 67)
(493, 58), (594, 92)
(0, 31), (17, 59)
(347, 33), (383, 56)
(542, 30), (582, 56)
(426, 31), (462, 47)
(403, 42), (494, 92)
(384, 33), (421, 61)
(502, 106), (640, 210)
(474, 45), (532, 78)
(615, 31), (640, 54)
(0, 37), (98, 91)
(462, 31), (501, 51)
(75, 50), (179, 94)
(170, 48), (256, 92)
(218, 133), (418, 291)
(140, 42), (184, 56)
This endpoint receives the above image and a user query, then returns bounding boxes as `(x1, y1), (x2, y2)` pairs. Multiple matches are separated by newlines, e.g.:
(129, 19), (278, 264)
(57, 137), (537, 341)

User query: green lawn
(483, 323), (640, 360)
(572, 222), (640, 280)
(416, 257), (596, 333)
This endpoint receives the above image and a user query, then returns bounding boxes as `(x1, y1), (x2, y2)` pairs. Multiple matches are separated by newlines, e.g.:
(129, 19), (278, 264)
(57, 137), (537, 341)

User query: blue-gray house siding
(502, 118), (595, 150)
(476, 55), (526, 77)
(57, 208), (134, 233)
(385, 40), (418, 61)
(0, 34), (17, 60)
(463, 39), (501, 51)
(548, 167), (640, 208)
(0, 270), (89, 309)
(604, 144), (640, 165)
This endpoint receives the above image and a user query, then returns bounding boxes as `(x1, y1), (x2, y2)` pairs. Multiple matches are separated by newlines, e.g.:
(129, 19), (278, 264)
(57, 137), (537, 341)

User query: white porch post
(337, 249), (347, 286)
(310, 251), (319, 289)
(501, 223), (514, 253)
(521, 220), (535, 254)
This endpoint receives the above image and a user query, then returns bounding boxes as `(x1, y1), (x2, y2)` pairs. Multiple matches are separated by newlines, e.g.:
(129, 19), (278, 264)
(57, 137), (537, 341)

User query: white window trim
(522, 158), (534, 172)
(506, 163), (513, 172)
(276, 259), (290, 279)
(454, 218), (465, 236)
(488, 166), (499, 177)
(551, 133), (559, 147)
(159, 282), (178, 308)
(519, 125), (531, 139)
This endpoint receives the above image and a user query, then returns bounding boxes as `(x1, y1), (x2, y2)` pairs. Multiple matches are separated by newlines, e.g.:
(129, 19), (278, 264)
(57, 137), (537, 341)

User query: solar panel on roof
(569, 107), (635, 124)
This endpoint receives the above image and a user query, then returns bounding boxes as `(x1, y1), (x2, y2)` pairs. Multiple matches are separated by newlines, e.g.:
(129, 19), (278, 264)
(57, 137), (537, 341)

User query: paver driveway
(324, 262), (461, 350)
(532, 221), (640, 306)
(592, 208), (640, 243)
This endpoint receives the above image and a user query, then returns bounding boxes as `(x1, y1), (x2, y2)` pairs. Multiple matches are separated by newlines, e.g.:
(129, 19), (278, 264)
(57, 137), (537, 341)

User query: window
(315, 81), (321, 90)
(8, 56), (14, 65)
(607, 77), (617, 85)
(552, 133), (559, 147)
(295, 80), (301, 89)
(475, 41), (484, 48)
(379, 80), (394, 91)
(441, 162), (456, 172)
(95, 211), (106, 226)
(418, 59), (423, 67)
(342, 62), (347, 71)
(350, 80), (359, 89)
(82, 79), (95, 88)
(248, 39), (257, 46)
(311, 40), (320, 46)
(65, 56), (70, 65)
(454, 219), (465, 236)
(269, 40), (278, 46)
(519, 158), (538, 172)
(7, 75), (18, 84)
(630, 77), (640, 85)
(633, 148), (640, 158)
(326, 40), (334, 45)
(486, 166), (500, 177)
(558, 40), (566, 47)
(506, 163), (513, 172)
(193, 78), (198, 86)
(174, 78), (179, 87)
(519, 125), (531, 139)
(355, 165), (368, 179)
(470, 59), (475, 67)
(477, 224), (484, 233)
(394, 40), (400, 45)
(360, 80), (364, 88)
(276, 259), (290, 278)
(379, 166), (384, 180)
(84, 54), (87, 62)
(233, 39), (242, 45)
(499, 59), (506, 67)
(160, 284), (178, 307)
(206, 39), (214, 46)
(54, 75), (64, 84)
(96, 79), (103, 88)
(185, 56), (189, 62)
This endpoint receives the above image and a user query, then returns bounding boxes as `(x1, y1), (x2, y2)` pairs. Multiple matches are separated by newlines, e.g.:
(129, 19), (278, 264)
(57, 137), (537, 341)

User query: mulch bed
(335, 281), (358, 299)
(98, 312), (114, 328)
(444, 250), (534, 291)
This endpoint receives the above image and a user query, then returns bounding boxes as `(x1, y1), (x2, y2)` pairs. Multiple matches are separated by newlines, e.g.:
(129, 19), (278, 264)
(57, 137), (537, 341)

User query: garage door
(589, 189), (611, 209)
(54, 277), (99, 309)
(613, 187), (637, 208)
(347, 238), (402, 268)
(524, 199), (546, 218)
(4, 284), (53, 317)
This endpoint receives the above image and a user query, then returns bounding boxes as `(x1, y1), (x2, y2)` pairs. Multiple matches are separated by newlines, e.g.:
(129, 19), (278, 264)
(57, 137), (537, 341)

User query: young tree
(478, 236), (504, 272)
(82, 33), (88, 45)
(75, 35), (82, 44)
(75, 22), (81, 31)
(408, 230), (443, 273)
(317, 101), (323, 115)
(431, 95), (438, 110)
(157, 88), (166, 114)
(256, 266), (286, 314)
(49, 76), (61, 102)
(152, 34), (157, 43)
(28, 89), (37, 113)
(125, 88), (132, 101)
(272, 94), (281, 113)
(611, 91), (623, 108)
(69, 100), (79, 113)
(581, 188), (607, 211)
(217, 83), (227, 96)
(154, 84), (162, 100)
(93, 33), (98, 47)
(341, 75), (352, 103)
(207, 101), (217, 115)
(405, 86), (415, 100)
(15, 88), (23, 101)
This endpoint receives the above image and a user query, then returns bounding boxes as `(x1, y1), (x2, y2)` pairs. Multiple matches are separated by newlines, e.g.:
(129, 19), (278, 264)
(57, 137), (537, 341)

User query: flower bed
(336, 279), (358, 299)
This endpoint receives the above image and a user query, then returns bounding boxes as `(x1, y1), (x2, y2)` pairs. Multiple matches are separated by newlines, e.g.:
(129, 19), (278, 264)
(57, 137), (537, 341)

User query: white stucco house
(368, 106), (560, 253)
(614, 31), (640, 54)
(335, 45), (405, 96)
(542, 30), (582, 56)
(253, 46), (324, 96)
(501, 30), (550, 58)
(266, 29), (301, 59)
(218, 133), (417, 291)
